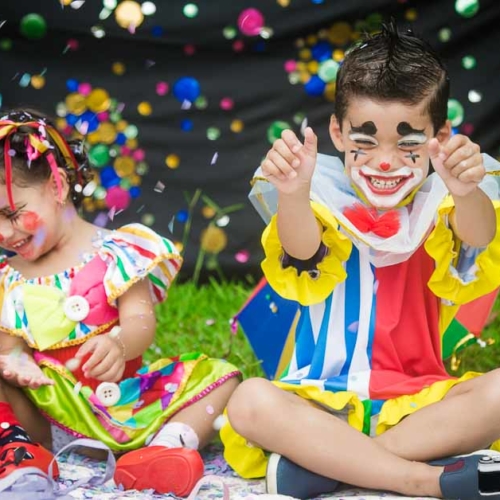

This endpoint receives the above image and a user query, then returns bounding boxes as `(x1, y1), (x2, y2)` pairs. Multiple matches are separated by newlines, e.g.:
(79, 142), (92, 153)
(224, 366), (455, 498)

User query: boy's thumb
(303, 127), (317, 156)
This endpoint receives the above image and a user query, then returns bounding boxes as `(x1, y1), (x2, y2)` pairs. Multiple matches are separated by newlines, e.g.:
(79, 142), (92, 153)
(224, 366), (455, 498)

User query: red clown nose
(379, 162), (391, 171)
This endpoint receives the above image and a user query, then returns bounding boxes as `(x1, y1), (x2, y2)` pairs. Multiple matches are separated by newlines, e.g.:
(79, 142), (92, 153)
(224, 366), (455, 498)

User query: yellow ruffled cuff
(261, 201), (352, 306)
(425, 197), (500, 305)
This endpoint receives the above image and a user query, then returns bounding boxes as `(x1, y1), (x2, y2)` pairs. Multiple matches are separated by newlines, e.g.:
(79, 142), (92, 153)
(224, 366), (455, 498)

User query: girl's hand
(261, 127), (318, 195)
(75, 334), (126, 383)
(0, 351), (54, 389)
(429, 135), (484, 197)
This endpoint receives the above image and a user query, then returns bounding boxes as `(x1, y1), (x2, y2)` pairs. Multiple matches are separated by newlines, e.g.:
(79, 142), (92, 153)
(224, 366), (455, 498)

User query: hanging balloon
(173, 77), (201, 103)
(115, 0), (144, 29)
(237, 8), (265, 36)
(20, 13), (47, 40)
(105, 186), (131, 211)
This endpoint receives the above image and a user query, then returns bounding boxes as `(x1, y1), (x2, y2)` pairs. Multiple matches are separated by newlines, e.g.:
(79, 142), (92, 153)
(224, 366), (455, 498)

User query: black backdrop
(1, 0), (499, 280)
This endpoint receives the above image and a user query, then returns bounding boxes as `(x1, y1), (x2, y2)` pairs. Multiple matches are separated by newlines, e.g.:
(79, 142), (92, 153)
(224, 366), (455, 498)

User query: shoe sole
(266, 453), (281, 495)
(114, 450), (204, 496)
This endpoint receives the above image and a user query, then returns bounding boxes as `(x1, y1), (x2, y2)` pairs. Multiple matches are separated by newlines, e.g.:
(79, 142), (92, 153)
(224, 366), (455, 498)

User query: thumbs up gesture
(261, 127), (318, 195)
(429, 134), (484, 197)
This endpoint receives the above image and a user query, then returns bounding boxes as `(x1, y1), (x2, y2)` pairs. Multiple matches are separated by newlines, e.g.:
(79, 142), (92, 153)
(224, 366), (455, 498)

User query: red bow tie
(342, 203), (401, 238)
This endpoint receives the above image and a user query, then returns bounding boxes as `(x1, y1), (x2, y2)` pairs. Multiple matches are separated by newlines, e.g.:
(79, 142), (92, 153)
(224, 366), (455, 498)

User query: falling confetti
(206, 405), (215, 415)
(65, 358), (81, 371)
(154, 180), (165, 193)
(212, 414), (227, 431)
(210, 152), (219, 165)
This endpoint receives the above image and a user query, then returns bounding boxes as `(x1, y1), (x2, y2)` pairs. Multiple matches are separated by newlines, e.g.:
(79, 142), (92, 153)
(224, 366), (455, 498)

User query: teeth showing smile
(12, 237), (30, 249)
(369, 177), (405, 189)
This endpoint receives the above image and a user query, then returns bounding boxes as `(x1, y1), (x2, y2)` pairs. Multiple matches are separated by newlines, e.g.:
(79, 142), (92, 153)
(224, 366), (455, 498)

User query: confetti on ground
(53, 443), (439, 500)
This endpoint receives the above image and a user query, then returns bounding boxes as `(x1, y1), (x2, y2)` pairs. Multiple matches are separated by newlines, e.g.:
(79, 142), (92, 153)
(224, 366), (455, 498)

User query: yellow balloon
(200, 226), (228, 254)
(137, 101), (152, 116)
(115, 0), (144, 29)
(165, 154), (180, 169)
(31, 74), (46, 89)
(114, 156), (136, 177)
(66, 92), (87, 114)
(86, 88), (111, 113)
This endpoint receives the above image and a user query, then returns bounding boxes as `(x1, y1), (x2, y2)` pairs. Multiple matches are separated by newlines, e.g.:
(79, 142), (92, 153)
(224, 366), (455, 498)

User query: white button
(63, 296), (90, 322)
(95, 382), (121, 407)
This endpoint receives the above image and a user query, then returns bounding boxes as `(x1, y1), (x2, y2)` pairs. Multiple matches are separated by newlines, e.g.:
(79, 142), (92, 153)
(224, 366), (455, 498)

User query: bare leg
(1, 382), (51, 448)
(374, 368), (500, 461)
(227, 378), (443, 498)
(169, 377), (238, 449)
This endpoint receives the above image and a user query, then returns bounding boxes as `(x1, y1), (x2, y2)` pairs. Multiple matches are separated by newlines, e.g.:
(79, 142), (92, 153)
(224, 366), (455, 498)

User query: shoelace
(0, 438), (115, 499)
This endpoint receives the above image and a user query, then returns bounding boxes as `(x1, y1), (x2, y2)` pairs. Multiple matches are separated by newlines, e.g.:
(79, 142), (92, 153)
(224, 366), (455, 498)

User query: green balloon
(88, 144), (110, 168)
(20, 13), (47, 40)
(455, 0), (479, 18)
(0, 38), (12, 51)
(318, 60), (339, 83)
(448, 99), (465, 127)
(267, 121), (291, 144)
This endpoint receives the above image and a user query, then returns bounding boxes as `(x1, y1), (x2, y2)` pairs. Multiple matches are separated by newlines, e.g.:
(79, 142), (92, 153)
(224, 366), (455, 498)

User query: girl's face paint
(0, 180), (60, 261)
(19, 211), (43, 232)
(330, 97), (451, 209)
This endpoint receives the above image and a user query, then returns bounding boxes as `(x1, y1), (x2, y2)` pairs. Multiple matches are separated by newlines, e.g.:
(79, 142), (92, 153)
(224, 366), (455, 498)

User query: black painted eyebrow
(397, 122), (425, 136)
(349, 121), (377, 136)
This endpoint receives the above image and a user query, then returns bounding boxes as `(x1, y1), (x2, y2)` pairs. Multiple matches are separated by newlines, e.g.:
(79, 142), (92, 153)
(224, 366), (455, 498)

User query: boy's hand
(261, 127), (317, 194)
(0, 352), (54, 389)
(429, 135), (485, 197)
(75, 334), (125, 383)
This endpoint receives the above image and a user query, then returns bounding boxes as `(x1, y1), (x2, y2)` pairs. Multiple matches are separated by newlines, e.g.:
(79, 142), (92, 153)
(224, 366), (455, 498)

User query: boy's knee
(226, 377), (274, 434)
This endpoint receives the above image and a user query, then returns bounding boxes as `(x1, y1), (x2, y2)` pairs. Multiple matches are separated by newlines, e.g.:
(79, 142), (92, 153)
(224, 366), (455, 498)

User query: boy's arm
(277, 189), (322, 260)
(262, 127), (322, 259)
(450, 188), (496, 247)
(430, 135), (496, 247)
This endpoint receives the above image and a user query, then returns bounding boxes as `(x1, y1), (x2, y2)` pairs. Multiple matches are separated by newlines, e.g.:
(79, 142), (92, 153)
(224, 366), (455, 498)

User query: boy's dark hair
(335, 20), (450, 134)
(0, 108), (93, 208)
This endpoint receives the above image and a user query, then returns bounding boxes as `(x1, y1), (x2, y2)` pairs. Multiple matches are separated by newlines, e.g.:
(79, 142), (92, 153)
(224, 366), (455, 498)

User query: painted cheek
(0, 234), (4, 244)
(19, 212), (44, 232)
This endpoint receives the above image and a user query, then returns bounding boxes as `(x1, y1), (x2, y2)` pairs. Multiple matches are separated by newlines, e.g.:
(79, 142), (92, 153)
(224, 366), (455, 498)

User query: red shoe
(0, 442), (58, 479)
(114, 446), (204, 496)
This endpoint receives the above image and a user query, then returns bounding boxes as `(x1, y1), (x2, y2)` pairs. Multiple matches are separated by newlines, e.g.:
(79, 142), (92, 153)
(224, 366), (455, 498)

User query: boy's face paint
(0, 181), (58, 261)
(330, 98), (451, 209)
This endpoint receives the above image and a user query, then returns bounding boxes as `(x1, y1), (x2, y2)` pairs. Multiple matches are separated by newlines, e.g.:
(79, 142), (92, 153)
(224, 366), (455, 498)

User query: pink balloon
(78, 82), (92, 96)
(132, 148), (145, 161)
(220, 97), (234, 111)
(156, 81), (169, 96)
(237, 8), (265, 36)
(105, 186), (131, 211)
(284, 60), (297, 73)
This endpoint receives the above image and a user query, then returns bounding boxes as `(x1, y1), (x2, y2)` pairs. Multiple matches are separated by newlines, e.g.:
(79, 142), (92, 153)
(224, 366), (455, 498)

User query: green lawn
(148, 280), (500, 379)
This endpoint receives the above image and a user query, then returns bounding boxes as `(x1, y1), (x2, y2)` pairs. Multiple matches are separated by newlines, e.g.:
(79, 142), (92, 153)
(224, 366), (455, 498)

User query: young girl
(0, 109), (240, 495)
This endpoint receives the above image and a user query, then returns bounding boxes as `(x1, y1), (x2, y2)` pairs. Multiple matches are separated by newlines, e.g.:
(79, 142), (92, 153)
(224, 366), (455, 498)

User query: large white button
(95, 382), (121, 407)
(63, 296), (90, 322)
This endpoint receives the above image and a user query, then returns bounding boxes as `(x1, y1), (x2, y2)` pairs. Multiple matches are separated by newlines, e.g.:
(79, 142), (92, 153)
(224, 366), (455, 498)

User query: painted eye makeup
(397, 133), (427, 148)
(349, 133), (378, 146)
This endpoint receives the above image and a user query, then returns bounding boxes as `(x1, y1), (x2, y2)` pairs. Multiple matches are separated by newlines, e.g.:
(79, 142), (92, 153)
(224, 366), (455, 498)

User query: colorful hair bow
(0, 116), (82, 210)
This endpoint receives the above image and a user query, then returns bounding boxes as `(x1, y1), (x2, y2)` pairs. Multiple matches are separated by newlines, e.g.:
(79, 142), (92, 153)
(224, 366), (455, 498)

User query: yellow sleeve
(261, 201), (352, 306)
(425, 196), (500, 305)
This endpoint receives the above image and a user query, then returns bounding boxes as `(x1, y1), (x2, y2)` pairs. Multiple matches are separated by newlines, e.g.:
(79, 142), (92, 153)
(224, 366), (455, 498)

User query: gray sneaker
(266, 453), (339, 499)
(432, 450), (500, 499)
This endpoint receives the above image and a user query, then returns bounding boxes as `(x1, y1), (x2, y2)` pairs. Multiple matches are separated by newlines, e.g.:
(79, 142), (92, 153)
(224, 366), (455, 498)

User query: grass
(147, 280), (500, 380)
(147, 278), (264, 379)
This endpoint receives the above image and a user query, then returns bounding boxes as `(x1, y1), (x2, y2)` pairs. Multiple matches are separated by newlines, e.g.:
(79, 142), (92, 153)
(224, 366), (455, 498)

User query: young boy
(222, 22), (500, 500)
